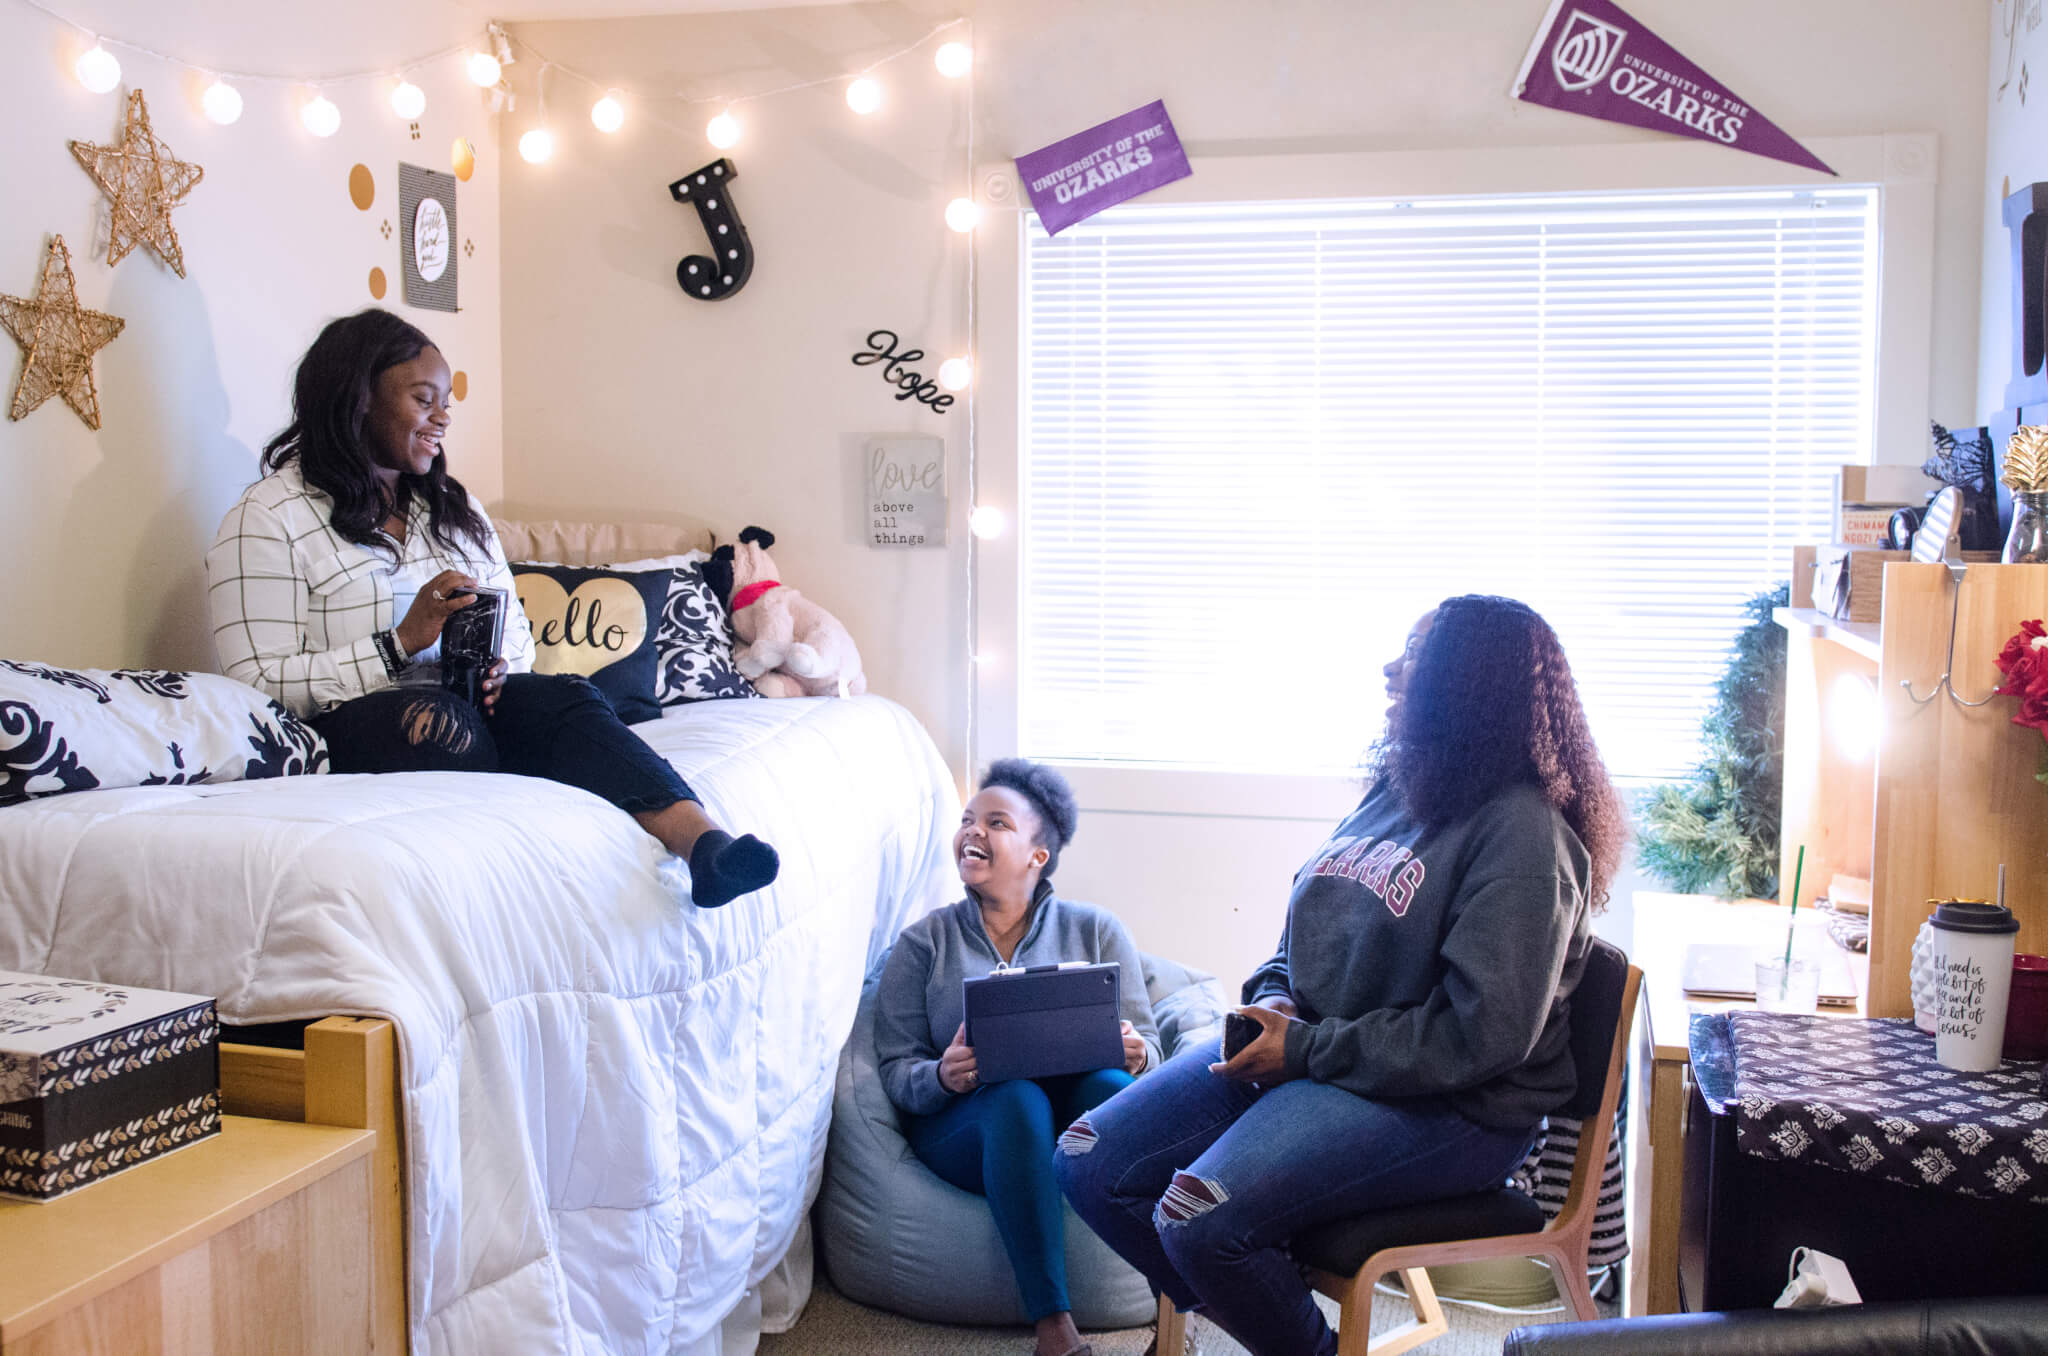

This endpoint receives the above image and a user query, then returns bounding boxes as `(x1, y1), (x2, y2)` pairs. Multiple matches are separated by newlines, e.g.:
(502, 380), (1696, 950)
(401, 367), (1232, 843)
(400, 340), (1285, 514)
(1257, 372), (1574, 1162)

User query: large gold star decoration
(1, 236), (126, 430)
(69, 89), (205, 278)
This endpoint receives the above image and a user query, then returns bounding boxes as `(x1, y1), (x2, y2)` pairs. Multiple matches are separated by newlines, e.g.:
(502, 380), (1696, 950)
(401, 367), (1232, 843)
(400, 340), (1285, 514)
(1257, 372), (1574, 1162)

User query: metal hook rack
(1901, 487), (2000, 708)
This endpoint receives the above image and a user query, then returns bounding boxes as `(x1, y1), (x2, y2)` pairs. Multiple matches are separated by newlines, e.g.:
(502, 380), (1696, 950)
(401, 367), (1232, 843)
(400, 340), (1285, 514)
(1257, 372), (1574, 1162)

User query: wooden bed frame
(220, 1018), (408, 1354)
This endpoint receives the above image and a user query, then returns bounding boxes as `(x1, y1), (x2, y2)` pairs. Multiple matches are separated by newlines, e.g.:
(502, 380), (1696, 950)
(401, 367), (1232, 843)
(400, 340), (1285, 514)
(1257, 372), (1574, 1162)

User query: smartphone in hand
(1222, 1011), (1260, 1062)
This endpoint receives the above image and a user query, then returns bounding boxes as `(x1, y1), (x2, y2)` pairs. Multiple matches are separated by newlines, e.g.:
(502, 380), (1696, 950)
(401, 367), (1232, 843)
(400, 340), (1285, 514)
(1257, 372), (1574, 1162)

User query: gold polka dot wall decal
(451, 138), (476, 182)
(2005, 175), (2014, 200)
(348, 164), (375, 210)
(368, 267), (387, 299)
(451, 371), (468, 401)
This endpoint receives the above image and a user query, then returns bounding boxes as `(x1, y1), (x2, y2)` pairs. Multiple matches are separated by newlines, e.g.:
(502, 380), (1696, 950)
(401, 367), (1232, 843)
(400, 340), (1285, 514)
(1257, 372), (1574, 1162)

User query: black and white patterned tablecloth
(1728, 1012), (2048, 1206)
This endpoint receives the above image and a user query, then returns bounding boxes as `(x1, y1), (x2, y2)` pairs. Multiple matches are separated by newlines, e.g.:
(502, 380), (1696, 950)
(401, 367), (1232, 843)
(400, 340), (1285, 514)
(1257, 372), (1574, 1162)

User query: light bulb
(301, 95), (341, 138)
(467, 52), (502, 87)
(938, 357), (973, 391)
(934, 42), (973, 78)
(970, 506), (1006, 539)
(706, 111), (741, 149)
(591, 93), (625, 133)
(944, 197), (981, 232)
(75, 44), (121, 94)
(845, 77), (882, 115)
(390, 81), (426, 120)
(518, 127), (554, 164)
(201, 79), (243, 125)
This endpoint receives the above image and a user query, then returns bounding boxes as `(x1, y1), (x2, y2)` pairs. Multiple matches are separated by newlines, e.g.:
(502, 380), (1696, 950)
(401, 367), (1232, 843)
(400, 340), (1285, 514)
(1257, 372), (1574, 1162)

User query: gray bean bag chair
(818, 950), (1228, 1328)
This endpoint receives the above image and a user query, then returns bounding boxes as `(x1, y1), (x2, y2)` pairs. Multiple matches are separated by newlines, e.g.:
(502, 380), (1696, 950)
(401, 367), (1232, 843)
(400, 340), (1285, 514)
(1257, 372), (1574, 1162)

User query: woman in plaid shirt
(206, 309), (777, 908)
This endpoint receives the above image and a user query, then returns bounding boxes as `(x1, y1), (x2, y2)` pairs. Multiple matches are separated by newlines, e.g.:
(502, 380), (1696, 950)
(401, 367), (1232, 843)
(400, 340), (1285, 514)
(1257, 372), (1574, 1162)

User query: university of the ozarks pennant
(1513, 0), (1834, 176)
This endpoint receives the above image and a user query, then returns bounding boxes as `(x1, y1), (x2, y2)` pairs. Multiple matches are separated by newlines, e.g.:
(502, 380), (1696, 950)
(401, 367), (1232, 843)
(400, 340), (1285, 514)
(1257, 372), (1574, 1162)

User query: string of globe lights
(20, 0), (974, 169)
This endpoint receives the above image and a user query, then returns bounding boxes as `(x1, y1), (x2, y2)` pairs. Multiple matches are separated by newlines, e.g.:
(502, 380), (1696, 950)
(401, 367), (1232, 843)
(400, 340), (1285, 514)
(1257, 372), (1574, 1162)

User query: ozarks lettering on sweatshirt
(874, 882), (1163, 1118)
(1246, 778), (1593, 1131)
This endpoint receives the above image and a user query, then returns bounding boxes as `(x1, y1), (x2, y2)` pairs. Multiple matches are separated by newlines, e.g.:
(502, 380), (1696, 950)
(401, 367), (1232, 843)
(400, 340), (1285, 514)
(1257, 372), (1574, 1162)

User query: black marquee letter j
(669, 158), (754, 302)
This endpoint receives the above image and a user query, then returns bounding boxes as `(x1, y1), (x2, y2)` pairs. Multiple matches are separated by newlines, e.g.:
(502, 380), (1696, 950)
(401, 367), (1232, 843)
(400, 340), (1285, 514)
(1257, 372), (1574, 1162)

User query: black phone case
(440, 587), (506, 705)
(1222, 1011), (1260, 1061)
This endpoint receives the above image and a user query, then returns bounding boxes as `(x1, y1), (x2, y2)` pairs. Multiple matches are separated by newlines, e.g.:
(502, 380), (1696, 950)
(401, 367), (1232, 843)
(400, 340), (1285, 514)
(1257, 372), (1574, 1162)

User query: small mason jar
(2005, 490), (2048, 564)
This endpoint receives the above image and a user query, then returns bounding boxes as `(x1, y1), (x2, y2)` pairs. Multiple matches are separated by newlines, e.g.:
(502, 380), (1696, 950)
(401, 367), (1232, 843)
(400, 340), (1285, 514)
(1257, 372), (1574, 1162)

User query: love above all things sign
(866, 435), (945, 548)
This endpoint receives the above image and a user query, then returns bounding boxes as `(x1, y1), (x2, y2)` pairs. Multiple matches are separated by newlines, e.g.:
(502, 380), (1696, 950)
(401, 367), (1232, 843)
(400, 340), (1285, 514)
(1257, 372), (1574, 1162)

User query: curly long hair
(262, 309), (489, 559)
(1379, 595), (1625, 909)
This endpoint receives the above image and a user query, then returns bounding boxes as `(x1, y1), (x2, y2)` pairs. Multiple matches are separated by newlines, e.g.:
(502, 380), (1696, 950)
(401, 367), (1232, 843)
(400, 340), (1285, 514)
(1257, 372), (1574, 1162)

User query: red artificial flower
(1996, 620), (2048, 744)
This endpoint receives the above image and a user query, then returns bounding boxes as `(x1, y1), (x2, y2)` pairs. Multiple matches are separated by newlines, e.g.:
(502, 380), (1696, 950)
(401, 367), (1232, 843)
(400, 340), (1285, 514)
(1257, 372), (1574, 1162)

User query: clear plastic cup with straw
(1756, 846), (1821, 1014)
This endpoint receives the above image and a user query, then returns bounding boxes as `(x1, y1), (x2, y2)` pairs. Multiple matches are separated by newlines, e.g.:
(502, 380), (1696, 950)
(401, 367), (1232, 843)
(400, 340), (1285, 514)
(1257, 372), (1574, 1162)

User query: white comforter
(0, 695), (958, 1354)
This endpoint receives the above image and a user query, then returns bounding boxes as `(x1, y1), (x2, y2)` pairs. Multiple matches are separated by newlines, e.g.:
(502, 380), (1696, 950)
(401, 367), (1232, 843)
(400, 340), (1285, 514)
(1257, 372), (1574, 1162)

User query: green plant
(1636, 584), (1789, 899)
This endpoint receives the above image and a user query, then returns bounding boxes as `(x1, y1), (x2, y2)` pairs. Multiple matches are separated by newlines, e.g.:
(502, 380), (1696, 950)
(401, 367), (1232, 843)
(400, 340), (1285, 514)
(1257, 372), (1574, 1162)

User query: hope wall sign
(1014, 100), (1191, 237)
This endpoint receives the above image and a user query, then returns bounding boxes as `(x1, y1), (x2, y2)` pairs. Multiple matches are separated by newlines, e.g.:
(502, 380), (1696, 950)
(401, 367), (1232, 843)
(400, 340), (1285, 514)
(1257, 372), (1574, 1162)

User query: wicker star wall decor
(0, 236), (126, 430)
(69, 90), (204, 278)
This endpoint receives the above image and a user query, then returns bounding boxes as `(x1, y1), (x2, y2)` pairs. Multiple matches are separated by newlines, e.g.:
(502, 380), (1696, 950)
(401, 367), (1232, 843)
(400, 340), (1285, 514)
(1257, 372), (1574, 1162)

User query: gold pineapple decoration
(2005, 425), (2048, 494)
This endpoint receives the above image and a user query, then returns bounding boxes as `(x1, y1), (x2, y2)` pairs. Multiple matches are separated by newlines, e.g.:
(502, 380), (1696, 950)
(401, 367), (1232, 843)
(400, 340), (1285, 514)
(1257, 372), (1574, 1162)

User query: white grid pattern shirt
(206, 463), (535, 717)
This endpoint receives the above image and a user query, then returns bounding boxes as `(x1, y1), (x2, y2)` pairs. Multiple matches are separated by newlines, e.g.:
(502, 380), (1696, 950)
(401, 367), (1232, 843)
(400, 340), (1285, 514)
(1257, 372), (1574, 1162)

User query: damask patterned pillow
(655, 562), (760, 705)
(0, 662), (328, 807)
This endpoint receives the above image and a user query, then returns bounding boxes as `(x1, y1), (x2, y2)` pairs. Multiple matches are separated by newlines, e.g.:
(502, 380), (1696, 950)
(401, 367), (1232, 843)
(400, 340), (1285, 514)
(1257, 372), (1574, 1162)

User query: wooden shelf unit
(1780, 548), (2048, 1017)
(0, 1116), (373, 1355)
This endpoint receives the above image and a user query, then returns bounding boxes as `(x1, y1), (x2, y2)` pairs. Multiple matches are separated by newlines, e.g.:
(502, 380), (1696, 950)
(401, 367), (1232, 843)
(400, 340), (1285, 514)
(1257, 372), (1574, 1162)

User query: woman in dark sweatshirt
(874, 759), (1160, 1356)
(1055, 596), (1624, 1356)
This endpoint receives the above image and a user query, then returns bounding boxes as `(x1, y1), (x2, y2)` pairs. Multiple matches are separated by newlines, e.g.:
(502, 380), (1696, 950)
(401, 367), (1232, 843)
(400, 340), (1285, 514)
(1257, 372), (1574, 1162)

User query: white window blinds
(1020, 188), (1877, 780)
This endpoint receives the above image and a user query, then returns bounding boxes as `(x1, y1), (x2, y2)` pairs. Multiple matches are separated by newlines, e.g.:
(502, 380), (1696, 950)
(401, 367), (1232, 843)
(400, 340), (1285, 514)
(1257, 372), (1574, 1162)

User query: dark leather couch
(1504, 1297), (2048, 1355)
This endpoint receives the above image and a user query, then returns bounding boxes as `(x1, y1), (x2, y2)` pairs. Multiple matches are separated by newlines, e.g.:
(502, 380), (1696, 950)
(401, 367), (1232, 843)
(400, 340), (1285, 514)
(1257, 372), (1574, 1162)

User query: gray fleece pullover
(875, 882), (1163, 1118)
(1248, 779), (1593, 1131)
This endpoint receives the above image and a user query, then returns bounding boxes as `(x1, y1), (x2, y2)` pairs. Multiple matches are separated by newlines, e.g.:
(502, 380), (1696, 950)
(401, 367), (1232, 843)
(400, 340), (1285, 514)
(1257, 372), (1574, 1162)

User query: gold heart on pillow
(514, 573), (650, 677)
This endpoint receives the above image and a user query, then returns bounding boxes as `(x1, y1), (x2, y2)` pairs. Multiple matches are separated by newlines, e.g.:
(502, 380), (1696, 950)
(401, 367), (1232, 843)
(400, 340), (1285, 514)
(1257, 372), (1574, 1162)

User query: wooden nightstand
(0, 1114), (374, 1355)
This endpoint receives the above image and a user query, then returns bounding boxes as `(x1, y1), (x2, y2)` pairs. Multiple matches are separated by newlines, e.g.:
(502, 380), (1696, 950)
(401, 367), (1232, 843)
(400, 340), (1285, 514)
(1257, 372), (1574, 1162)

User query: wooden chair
(1154, 938), (1642, 1356)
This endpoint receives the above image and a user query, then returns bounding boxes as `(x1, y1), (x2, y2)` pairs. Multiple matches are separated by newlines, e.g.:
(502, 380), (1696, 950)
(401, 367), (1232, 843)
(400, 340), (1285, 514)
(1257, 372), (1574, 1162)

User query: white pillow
(0, 662), (328, 807)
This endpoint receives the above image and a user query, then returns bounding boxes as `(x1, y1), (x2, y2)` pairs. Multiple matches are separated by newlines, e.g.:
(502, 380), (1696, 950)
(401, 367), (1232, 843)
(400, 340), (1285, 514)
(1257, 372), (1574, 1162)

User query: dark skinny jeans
(903, 1068), (1134, 1321)
(310, 672), (693, 812)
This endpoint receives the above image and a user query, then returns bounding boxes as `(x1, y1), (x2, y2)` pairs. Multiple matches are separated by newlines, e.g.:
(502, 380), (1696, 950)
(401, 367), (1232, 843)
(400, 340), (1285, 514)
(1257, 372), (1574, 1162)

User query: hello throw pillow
(511, 564), (670, 724)
(0, 662), (328, 807)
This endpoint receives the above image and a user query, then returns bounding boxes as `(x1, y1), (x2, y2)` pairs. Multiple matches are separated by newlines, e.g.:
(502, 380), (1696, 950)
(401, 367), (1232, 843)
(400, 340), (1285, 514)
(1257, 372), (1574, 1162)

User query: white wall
(498, 4), (972, 780)
(1979, 1), (2048, 417)
(0, 12), (503, 673)
(498, 0), (1988, 983)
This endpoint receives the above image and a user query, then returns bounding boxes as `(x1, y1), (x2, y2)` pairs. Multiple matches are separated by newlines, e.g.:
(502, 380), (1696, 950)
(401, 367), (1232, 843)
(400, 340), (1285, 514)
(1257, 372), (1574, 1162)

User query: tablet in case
(964, 962), (1123, 1084)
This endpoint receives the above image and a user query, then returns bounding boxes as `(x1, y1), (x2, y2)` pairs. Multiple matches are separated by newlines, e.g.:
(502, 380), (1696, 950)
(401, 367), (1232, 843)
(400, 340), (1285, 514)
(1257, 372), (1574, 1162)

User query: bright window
(1020, 188), (1878, 780)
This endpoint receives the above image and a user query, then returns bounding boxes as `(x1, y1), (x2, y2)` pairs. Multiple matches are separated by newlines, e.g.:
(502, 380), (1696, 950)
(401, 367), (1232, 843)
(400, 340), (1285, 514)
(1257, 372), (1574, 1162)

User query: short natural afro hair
(980, 758), (1079, 878)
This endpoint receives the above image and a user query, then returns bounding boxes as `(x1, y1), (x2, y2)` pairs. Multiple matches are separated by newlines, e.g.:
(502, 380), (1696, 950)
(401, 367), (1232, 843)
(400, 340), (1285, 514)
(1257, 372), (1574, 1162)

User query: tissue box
(0, 972), (220, 1201)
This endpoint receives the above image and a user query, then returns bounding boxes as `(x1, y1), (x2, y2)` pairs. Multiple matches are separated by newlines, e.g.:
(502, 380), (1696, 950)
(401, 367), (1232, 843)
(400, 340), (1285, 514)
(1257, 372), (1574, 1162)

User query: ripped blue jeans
(1053, 1036), (1535, 1356)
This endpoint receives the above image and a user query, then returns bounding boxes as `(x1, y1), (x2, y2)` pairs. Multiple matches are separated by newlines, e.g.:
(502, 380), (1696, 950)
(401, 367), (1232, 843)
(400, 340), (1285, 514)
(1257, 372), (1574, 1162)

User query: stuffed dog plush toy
(706, 527), (867, 698)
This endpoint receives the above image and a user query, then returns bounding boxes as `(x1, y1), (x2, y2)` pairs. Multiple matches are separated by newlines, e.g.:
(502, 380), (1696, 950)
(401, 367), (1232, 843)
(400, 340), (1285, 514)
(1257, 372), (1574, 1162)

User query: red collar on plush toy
(730, 580), (782, 612)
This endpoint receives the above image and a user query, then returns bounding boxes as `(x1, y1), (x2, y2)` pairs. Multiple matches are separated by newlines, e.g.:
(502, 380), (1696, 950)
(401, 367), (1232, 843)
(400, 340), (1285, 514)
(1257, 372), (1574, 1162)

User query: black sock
(687, 830), (780, 908)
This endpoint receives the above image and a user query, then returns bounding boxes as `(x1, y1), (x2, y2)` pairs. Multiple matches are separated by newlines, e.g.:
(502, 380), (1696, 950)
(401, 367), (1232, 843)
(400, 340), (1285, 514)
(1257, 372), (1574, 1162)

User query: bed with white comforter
(0, 694), (957, 1355)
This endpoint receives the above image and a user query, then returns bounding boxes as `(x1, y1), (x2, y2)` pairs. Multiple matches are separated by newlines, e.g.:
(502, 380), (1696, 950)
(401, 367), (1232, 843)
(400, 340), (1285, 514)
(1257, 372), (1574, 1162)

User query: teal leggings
(904, 1068), (1134, 1320)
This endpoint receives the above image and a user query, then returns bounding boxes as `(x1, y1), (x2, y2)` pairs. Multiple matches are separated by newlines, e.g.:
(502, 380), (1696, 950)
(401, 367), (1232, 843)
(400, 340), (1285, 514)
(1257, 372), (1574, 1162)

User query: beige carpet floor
(762, 1275), (1605, 1355)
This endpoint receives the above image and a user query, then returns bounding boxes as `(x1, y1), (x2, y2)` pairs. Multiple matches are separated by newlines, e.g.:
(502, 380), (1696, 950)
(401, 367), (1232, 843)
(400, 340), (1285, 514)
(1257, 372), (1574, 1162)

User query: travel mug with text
(1929, 900), (2021, 1072)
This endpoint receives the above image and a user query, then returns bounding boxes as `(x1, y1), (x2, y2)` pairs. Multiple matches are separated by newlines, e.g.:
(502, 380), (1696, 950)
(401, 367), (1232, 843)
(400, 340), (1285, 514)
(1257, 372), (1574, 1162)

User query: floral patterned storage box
(0, 972), (219, 1200)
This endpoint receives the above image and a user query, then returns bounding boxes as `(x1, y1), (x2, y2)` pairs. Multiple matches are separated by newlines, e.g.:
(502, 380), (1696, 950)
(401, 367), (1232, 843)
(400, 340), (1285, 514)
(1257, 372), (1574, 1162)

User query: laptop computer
(1680, 942), (1860, 1008)
(963, 961), (1123, 1083)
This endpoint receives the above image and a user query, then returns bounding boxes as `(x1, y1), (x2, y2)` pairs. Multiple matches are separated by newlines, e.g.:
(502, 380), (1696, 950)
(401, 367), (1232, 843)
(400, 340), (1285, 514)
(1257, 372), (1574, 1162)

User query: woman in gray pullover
(874, 759), (1159, 1356)
(1057, 597), (1626, 1356)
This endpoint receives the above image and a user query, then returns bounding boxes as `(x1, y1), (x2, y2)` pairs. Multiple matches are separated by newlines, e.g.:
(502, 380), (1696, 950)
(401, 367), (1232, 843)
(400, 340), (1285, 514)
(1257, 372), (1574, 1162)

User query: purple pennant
(1514, 0), (1833, 176)
(1014, 100), (1193, 236)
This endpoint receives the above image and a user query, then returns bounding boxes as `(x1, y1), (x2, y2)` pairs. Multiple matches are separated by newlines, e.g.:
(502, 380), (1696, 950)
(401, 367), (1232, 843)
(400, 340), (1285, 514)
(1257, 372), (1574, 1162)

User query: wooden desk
(1625, 893), (1868, 1316)
(0, 1114), (373, 1355)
